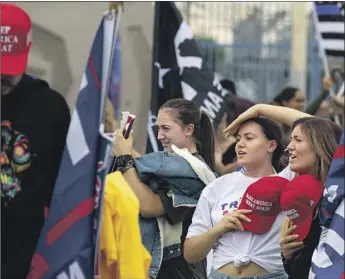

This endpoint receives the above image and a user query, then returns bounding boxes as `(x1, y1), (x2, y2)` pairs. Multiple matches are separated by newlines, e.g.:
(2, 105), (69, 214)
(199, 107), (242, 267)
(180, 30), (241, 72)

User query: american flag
(314, 2), (345, 57)
(26, 14), (114, 279)
(309, 130), (344, 279)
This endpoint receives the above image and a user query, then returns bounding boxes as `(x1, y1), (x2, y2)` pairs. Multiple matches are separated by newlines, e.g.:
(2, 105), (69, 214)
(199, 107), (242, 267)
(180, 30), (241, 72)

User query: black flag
(146, 2), (233, 153)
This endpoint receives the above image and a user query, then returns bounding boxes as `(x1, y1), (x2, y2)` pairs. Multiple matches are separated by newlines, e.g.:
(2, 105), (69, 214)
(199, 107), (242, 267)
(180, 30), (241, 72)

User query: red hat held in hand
(280, 174), (323, 241)
(238, 176), (289, 234)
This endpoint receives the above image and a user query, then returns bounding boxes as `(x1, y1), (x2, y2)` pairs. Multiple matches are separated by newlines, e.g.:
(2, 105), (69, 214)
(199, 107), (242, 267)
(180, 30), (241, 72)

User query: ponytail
(196, 111), (215, 171)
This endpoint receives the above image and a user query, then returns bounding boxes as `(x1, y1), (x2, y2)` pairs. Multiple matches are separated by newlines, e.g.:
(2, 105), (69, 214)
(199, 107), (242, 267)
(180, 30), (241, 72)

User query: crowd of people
(1, 3), (344, 279)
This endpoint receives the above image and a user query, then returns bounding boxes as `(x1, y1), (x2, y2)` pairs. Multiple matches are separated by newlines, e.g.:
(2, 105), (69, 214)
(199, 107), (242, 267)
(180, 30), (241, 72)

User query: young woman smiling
(112, 98), (215, 279)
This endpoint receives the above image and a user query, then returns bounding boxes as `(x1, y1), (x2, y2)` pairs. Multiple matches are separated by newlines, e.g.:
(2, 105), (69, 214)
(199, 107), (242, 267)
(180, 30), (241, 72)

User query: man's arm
(46, 91), (70, 205)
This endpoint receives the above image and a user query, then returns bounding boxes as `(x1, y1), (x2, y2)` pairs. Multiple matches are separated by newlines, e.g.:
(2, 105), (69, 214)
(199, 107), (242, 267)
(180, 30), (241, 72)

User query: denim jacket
(134, 149), (216, 278)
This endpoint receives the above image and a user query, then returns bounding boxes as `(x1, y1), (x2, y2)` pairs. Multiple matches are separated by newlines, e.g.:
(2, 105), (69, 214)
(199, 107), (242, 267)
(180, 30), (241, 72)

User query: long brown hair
(292, 117), (342, 184)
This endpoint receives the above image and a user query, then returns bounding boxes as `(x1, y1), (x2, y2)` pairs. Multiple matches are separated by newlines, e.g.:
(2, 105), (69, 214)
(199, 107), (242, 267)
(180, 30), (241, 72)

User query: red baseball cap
(1, 3), (32, 75)
(280, 175), (323, 241)
(238, 176), (289, 234)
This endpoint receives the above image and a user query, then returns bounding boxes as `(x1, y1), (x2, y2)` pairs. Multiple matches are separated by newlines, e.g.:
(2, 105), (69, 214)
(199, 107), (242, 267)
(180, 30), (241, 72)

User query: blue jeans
(208, 268), (288, 279)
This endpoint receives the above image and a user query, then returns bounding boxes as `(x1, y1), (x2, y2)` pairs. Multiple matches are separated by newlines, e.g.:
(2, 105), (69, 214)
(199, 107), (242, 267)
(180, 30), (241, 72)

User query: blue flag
(109, 35), (121, 121)
(310, 130), (344, 279)
(27, 15), (113, 279)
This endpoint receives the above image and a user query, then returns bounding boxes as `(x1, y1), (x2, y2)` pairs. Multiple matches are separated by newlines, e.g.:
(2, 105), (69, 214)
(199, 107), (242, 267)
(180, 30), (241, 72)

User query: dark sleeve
(44, 90), (71, 206)
(284, 220), (322, 279)
(305, 90), (329, 115)
(282, 257), (291, 275)
(158, 190), (195, 225)
(284, 251), (313, 279)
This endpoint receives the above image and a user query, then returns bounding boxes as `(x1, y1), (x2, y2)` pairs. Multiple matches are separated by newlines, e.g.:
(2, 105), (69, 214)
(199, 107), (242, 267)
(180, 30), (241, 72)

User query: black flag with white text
(146, 1), (233, 153)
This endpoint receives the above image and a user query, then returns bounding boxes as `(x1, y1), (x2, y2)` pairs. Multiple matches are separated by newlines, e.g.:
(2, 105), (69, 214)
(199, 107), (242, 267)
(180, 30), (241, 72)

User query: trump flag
(26, 11), (118, 279)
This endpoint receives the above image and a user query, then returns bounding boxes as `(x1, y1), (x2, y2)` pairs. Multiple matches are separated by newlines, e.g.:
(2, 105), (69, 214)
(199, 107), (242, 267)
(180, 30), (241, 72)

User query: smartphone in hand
(121, 112), (136, 139)
(123, 114), (135, 139)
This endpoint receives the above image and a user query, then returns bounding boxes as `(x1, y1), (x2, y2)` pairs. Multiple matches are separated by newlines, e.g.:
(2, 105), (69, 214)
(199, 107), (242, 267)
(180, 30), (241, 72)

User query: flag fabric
(146, 2), (233, 153)
(309, 130), (344, 279)
(314, 2), (345, 57)
(109, 35), (121, 121)
(27, 14), (113, 279)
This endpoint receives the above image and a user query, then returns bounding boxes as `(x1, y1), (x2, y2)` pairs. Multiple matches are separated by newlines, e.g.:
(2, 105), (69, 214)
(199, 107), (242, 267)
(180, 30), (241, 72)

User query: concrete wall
(11, 2), (154, 153)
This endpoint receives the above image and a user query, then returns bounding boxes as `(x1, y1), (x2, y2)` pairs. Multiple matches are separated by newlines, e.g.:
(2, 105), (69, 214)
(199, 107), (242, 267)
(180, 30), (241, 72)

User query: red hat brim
(1, 47), (29, 75)
(292, 214), (313, 241)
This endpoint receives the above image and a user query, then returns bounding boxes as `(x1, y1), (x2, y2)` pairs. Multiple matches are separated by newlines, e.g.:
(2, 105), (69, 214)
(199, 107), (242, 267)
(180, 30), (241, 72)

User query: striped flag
(314, 2), (345, 57)
(26, 13), (114, 279)
(309, 130), (344, 279)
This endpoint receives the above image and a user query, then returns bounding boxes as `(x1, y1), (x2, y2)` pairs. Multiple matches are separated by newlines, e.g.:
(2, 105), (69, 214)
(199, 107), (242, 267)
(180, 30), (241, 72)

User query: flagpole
(146, 2), (161, 153)
(94, 4), (123, 278)
(311, 5), (341, 125)
(338, 82), (344, 95)
(336, 82), (344, 98)
(99, 2), (123, 126)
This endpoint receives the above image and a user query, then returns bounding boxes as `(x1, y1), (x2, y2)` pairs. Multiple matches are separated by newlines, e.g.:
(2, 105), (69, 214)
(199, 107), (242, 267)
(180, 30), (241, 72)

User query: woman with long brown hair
(224, 104), (342, 279)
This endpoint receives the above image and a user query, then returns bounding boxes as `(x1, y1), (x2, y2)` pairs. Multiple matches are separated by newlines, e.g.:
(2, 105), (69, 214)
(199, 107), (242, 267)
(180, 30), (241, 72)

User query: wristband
(115, 154), (133, 169)
(119, 161), (135, 174)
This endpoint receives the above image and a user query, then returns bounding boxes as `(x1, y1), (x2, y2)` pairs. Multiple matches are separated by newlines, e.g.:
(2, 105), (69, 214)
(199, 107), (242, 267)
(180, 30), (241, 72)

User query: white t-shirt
(187, 166), (297, 273)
